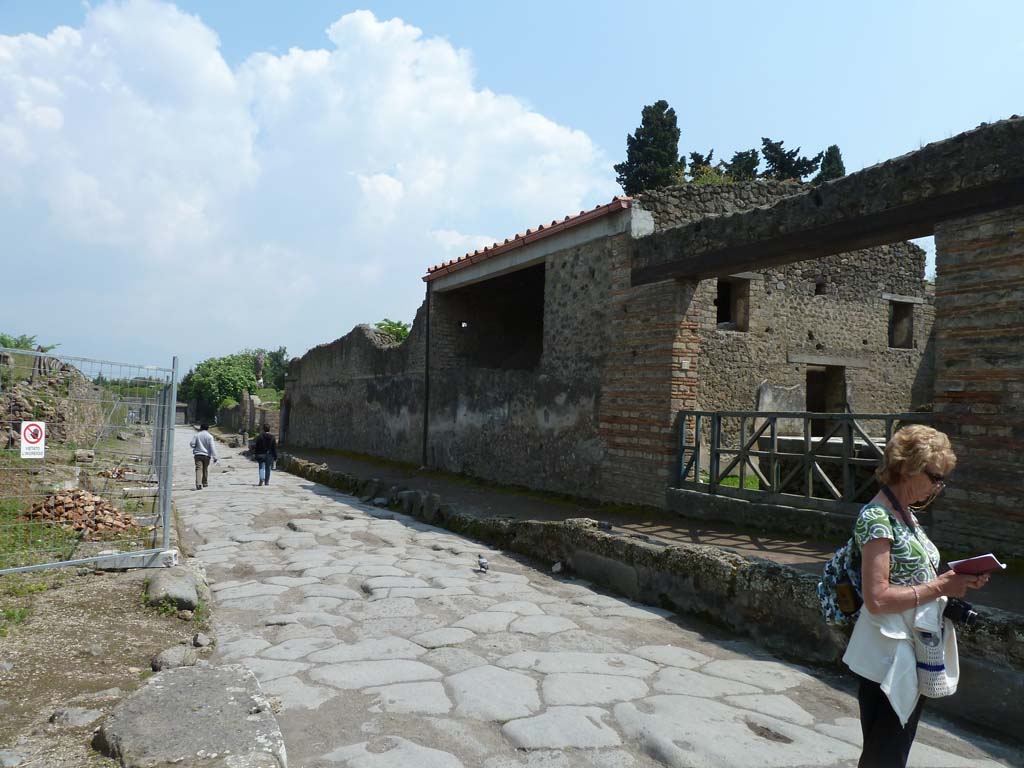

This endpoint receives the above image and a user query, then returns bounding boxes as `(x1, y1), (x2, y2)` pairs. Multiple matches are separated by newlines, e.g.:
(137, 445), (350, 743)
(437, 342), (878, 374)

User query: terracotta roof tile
(424, 196), (632, 281)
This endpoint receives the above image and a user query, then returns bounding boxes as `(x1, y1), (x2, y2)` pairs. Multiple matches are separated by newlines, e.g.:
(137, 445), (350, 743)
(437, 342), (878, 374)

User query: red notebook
(947, 554), (1007, 575)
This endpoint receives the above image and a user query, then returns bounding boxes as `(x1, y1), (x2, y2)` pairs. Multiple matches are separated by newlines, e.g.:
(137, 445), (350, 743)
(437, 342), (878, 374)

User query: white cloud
(0, 1), (616, 370)
(430, 228), (498, 256)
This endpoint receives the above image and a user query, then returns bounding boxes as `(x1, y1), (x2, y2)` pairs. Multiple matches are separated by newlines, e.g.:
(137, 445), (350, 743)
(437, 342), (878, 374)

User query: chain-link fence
(0, 347), (178, 574)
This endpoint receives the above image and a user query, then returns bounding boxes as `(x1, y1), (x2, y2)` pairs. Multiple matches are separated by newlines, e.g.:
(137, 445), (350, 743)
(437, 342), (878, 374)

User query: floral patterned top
(853, 502), (940, 586)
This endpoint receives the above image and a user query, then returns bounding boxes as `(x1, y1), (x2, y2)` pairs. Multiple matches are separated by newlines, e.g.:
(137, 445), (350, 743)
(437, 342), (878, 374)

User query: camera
(943, 597), (979, 627)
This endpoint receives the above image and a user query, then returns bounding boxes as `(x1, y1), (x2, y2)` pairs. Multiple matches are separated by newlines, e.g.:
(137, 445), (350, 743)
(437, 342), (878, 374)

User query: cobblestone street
(174, 429), (1019, 768)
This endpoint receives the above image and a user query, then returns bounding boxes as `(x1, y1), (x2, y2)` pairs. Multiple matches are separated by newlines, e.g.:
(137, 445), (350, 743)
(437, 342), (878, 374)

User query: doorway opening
(806, 365), (848, 436)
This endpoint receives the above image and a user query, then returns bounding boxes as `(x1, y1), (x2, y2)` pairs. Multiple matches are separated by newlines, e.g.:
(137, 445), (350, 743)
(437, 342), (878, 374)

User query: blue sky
(1, 1), (1021, 372)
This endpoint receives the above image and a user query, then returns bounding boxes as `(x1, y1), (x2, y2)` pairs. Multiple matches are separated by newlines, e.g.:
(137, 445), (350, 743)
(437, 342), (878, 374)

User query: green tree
(179, 355), (258, 418)
(375, 319), (410, 343)
(814, 144), (846, 183)
(614, 100), (685, 195)
(0, 333), (58, 352)
(759, 138), (823, 181)
(723, 149), (760, 181)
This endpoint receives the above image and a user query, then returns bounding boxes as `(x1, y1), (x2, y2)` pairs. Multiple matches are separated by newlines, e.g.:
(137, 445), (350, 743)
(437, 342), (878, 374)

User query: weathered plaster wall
(931, 204), (1024, 556)
(283, 305), (428, 463)
(427, 234), (623, 501)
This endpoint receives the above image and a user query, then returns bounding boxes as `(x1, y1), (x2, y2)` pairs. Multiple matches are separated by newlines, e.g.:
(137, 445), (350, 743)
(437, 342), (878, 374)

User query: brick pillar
(931, 204), (1024, 555)
(598, 235), (700, 506)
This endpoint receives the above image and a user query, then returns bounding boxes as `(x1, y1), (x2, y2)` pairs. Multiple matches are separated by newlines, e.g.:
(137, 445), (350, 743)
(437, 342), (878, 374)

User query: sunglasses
(924, 469), (945, 484)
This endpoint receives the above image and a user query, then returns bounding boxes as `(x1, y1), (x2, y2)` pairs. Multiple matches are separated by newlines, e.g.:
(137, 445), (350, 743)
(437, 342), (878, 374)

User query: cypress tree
(814, 144), (846, 183)
(723, 149), (760, 180)
(760, 138), (823, 181)
(614, 100), (685, 195)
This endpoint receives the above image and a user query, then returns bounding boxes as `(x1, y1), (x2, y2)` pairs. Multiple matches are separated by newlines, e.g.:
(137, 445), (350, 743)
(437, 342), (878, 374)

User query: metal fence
(676, 410), (934, 514)
(0, 347), (178, 574)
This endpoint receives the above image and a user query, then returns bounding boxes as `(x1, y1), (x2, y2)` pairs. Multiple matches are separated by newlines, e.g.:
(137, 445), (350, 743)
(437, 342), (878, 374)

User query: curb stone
(93, 664), (286, 768)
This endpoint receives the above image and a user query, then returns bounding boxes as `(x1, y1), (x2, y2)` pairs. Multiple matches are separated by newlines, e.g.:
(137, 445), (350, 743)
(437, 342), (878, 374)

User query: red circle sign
(23, 424), (44, 445)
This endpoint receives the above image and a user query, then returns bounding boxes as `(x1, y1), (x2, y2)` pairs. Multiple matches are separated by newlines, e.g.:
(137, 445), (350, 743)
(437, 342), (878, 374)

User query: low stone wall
(278, 451), (1024, 742)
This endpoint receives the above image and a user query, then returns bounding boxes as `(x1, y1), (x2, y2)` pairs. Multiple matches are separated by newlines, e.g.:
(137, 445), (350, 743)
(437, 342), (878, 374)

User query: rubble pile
(98, 467), (128, 479)
(22, 490), (141, 540)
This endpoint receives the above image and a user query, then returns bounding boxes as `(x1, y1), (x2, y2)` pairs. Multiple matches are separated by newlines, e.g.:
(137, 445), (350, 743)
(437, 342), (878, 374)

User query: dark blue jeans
(257, 455), (273, 484)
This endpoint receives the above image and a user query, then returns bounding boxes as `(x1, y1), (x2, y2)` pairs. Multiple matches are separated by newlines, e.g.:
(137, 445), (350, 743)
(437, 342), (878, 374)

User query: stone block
(93, 665), (286, 768)
(146, 568), (198, 611)
(152, 645), (198, 671)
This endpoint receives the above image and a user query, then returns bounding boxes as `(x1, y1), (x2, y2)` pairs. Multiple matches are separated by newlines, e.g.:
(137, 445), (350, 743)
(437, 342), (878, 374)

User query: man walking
(190, 423), (218, 490)
(253, 424), (277, 486)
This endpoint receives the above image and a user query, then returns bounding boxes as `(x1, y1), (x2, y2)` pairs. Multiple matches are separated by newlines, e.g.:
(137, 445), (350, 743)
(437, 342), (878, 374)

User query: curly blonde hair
(877, 424), (957, 486)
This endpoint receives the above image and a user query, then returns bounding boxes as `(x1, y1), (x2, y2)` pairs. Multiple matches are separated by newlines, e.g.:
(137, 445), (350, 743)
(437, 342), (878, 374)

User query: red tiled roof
(423, 196), (632, 282)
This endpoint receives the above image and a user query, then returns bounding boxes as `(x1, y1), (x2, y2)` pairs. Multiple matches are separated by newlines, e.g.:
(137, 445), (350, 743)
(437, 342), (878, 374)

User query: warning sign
(21, 421), (45, 459)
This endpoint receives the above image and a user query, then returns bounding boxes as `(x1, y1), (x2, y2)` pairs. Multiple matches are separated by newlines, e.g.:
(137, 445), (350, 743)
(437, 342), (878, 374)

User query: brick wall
(595, 237), (699, 505)
(931, 204), (1024, 555)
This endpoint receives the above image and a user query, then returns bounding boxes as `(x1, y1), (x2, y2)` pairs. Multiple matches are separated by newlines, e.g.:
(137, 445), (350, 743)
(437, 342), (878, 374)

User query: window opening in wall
(806, 365), (848, 437)
(443, 263), (545, 370)
(888, 301), (914, 349)
(715, 278), (750, 332)
(814, 277), (827, 296)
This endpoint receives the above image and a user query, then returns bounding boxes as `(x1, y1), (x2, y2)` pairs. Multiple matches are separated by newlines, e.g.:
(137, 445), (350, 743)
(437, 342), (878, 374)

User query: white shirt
(843, 598), (958, 725)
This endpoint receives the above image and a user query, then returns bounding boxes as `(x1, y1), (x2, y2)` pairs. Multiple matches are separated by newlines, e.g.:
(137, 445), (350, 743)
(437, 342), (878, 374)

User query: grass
(718, 474), (762, 490)
(0, 497), (81, 572)
(0, 571), (66, 637)
(255, 388), (281, 403)
(698, 472), (761, 490)
(0, 605), (31, 636)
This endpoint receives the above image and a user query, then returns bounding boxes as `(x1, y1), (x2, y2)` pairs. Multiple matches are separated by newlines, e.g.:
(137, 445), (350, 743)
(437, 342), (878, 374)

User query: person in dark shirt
(253, 424), (278, 487)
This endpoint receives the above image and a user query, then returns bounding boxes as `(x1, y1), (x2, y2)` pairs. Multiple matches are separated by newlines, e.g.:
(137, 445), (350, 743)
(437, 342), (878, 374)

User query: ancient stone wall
(633, 185), (935, 437)
(427, 234), (624, 501)
(636, 180), (802, 229)
(283, 182), (934, 509)
(931, 204), (1024, 555)
(693, 242), (934, 419)
(283, 306), (428, 463)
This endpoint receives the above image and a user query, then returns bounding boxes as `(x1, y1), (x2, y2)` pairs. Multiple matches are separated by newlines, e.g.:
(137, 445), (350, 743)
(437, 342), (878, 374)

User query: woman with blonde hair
(843, 424), (989, 767)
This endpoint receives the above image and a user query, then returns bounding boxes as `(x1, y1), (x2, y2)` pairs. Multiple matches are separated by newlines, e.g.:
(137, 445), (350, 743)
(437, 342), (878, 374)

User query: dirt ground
(0, 566), (207, 767)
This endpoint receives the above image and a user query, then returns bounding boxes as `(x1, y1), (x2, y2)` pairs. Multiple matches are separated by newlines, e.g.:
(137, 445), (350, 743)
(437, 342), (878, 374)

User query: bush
(375, 319), (410, 343)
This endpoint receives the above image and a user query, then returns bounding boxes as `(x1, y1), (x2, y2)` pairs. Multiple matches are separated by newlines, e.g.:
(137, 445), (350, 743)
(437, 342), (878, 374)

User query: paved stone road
(174, 429), (1018, 768)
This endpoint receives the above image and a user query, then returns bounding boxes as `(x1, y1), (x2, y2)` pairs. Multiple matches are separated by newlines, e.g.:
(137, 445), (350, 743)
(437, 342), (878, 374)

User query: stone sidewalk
(173, 428), (1020, 768)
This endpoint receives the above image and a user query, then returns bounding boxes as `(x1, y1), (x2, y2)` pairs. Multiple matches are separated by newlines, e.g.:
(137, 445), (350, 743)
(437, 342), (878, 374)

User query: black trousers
(857, 675), (924, 768)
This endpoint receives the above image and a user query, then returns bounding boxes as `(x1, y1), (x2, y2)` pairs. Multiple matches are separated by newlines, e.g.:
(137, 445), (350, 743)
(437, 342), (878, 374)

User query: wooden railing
(676, 410), (933, 514)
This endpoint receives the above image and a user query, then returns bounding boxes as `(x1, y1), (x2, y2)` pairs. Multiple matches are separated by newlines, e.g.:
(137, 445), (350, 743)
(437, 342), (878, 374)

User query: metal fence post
(160, 357), (178, 551)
